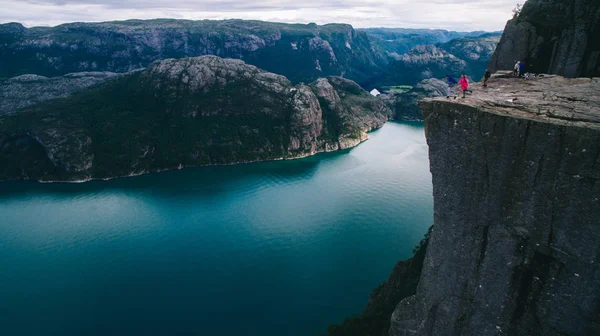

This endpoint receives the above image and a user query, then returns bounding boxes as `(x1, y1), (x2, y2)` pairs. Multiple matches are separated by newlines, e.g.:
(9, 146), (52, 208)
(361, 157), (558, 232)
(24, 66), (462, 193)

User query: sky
(0, 0), (518, 31)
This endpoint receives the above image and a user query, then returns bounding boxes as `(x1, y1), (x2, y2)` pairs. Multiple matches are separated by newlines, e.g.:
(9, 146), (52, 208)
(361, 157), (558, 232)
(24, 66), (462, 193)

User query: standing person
(445, 74), (458, 99)
(459, 74), (470, 98)
(483, 69), (491, 88)
(514, 61), (521, 76)
(519, 61), (525, 77)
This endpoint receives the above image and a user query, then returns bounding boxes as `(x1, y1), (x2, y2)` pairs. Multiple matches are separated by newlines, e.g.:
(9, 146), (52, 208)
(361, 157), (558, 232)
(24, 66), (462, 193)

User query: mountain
(360, 28), (500, 57)
(0, 72), (121, 115)
(489, 0), (600, 77)
(379, 78), (448, 121)
(364, 33), (501, 88)
(0, 56), (391, 182)
(0, 19), (387, 85)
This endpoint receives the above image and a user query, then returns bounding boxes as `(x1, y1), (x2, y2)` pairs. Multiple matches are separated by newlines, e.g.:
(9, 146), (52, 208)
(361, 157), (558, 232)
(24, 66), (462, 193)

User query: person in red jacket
(459, 74), (471, 98)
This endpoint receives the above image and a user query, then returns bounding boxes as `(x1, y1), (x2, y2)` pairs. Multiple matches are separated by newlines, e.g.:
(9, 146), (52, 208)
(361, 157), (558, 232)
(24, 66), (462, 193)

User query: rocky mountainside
(359, 28), (498, 58)
(0, 56), (390, 182)
(365, 34), (501, 88)
(0, 19), (386, 84)
(379, 79), (448, 121)
(0, 72), (121, 115)
(489, 0), (600, 77)
(391, 75), (600, 335)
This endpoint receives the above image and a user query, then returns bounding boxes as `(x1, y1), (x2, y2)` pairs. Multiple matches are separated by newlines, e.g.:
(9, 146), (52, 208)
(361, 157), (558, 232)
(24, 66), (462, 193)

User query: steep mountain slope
(0, 56), (391, 182)
(489, 0), (600, 77)
(438, 34), (501, 78)
(364, 34), (501, 88)
(0, 19), (387, 84)
(0, 72), (121, 115)
(360, 28), (498, 57)
(379, 79), (448, 121)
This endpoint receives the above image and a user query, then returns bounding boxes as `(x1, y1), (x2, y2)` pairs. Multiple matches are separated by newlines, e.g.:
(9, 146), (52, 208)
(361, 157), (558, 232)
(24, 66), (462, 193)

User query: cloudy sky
(0, 0), (518, 31)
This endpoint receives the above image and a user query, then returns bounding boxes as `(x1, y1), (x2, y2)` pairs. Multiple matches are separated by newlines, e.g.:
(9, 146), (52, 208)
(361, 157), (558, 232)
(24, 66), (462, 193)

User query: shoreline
(5, 127), (387, 184)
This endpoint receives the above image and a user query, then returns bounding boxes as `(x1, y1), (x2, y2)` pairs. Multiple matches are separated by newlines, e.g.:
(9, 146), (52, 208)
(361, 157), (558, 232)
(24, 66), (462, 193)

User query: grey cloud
(23, 0), (363, 11)
(4, 0), (518, 30)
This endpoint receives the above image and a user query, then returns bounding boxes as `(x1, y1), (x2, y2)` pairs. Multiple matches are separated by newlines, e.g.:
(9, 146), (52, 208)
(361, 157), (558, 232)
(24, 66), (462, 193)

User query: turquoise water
(0, 122), (433, 336)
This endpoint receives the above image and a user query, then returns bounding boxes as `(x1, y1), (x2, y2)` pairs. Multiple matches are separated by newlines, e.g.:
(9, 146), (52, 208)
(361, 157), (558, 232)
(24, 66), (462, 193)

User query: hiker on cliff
(483, 69), (491, 88)
(459, 74), (470, 98)
(514, 61), (521, 76)
(445, 74), (458, 99)
(519, 62), (525, 77)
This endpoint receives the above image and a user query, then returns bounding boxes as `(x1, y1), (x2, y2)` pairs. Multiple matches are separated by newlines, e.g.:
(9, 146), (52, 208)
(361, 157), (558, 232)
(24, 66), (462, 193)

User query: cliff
(488, 0), (600, 77)
(0, 56), (390, 182)
(0, 19), (386, 85)
(390, 75), (600, 335)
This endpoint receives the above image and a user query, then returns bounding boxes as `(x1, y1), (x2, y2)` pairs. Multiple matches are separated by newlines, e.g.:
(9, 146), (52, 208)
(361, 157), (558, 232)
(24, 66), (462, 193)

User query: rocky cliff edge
(390, 74), (600, 335)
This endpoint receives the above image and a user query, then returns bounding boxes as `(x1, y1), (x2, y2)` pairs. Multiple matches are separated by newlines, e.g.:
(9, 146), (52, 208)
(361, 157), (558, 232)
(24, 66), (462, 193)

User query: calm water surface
(0, 122), (433, 336)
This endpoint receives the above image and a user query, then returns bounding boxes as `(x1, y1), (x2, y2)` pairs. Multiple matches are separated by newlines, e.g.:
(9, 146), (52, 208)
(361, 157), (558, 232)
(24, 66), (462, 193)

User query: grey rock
(0, 72), (121, 115)
(380, 78), (448, 121)
(390, 75), (600, 335)
(0, 56), (391, 182)
(0, 19), (386, 85)
(489, 0), (600, 77)
(439, 34), (500, 63)
(399, 44), (468, 77)
(370, 34), (500, 90)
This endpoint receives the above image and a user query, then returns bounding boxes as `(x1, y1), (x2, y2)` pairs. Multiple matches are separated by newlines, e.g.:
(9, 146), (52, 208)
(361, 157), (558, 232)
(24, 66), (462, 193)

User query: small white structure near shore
(370, 88), (381, 97)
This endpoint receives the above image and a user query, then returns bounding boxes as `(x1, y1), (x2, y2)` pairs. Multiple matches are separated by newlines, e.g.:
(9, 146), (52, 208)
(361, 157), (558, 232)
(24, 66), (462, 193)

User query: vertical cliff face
(390, 76), (600, 335)
(488, 0), (600, 77)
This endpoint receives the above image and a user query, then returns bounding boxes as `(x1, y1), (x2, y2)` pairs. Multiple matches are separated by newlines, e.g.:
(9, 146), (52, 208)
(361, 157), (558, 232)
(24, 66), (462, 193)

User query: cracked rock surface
(390, 73), (600, 335)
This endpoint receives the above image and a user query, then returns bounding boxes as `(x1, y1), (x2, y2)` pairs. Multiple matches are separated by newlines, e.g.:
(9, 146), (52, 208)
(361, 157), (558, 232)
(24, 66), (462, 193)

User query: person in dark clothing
(445, 74), (458, 99)
(483, 69), (491, 87)
(519, 62), (525, 77)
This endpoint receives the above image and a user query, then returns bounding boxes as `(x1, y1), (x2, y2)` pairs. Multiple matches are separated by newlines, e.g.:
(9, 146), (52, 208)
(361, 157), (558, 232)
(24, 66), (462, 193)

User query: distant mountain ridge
(364, 33), (501, 88)
(359, 28), (502, 58)
(0, 19), (386, 84)
(0, 19), (501, 88)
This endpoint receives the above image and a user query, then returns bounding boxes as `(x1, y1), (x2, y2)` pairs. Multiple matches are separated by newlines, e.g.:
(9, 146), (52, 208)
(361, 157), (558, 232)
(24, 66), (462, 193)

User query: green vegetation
(363, 33), (501, 88)
(0, 58), (389, 182)
(359, 28), (498, 56)
(381, 85), (413, 94)
(322, 227), (433, 336)
(0, 20), (385, 85)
